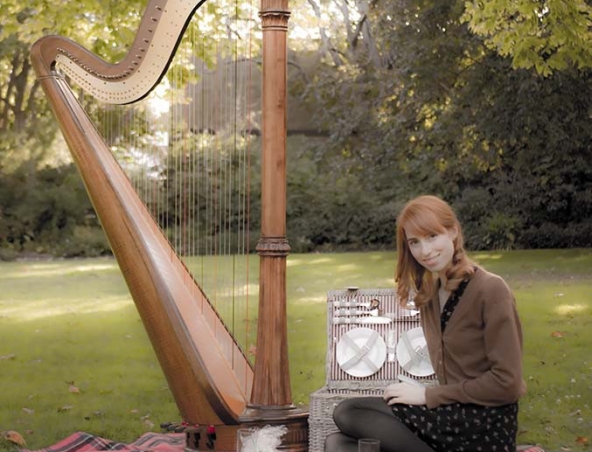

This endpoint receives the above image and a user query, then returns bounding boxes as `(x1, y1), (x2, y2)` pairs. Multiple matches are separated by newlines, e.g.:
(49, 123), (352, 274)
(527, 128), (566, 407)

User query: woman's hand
(383, 383), (426, 406)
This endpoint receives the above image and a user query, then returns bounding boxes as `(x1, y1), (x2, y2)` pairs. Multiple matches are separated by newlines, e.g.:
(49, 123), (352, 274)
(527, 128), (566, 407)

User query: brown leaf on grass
(84, 411), (105, 420)
(57, 405), (73, 413)
(551, 331), (564, 338)
(0, 354), (16, 360)
(143, 419), (155, 428)
(69, 384), (80, 394)
(576, 436), (588, 445)
(22, 407), (35, 415)
(3, 430), (26, 446)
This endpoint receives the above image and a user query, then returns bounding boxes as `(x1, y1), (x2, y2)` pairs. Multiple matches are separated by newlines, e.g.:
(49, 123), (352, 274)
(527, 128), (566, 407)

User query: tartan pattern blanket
(19, 431), (546, 452)
(22, 432), (185, 452)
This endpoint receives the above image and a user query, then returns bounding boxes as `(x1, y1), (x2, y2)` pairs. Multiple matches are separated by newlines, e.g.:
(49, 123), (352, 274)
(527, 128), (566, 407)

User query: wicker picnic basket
(308, 288), (435, 452)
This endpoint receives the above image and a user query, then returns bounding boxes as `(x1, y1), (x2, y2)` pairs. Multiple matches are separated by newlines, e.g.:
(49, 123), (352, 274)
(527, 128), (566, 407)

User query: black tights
(325, 397), (435, 452)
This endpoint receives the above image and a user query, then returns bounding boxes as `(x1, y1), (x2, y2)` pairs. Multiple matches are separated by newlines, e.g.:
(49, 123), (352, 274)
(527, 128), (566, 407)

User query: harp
(30, 0), (308, 450)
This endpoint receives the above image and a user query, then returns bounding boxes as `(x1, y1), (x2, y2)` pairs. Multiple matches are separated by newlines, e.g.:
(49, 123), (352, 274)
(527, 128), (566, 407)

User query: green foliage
(53, 226), (111, 258)
(483, 213), (520, 250)
(0, 164), (107, 257)
(461, 0), (592, 76)
(286, 136), (400, 252)
(0, 0), (591, 257)
(288, 0), (591, 251)
(520, 221), (592, 249)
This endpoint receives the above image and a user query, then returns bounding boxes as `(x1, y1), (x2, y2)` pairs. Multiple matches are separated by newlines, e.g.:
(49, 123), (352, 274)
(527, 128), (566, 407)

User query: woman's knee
(332, 398), (358, 430)
(333, 397), (374, 434)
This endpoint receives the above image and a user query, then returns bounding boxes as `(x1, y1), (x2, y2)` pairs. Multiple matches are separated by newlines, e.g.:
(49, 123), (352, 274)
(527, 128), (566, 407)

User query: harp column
(244, 0), (304, 421)
(252, 0), (291, 409)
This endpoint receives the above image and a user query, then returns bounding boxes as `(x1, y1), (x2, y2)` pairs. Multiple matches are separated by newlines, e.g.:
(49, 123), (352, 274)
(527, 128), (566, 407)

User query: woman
(325, 195), (526, 452)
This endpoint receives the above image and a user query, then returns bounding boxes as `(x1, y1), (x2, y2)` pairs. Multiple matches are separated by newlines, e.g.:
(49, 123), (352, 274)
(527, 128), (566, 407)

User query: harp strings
(92, 0), (257, 359)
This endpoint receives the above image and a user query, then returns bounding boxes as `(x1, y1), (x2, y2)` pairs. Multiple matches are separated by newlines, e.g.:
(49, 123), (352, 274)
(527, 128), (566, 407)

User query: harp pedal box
(184, 425), (200, 450)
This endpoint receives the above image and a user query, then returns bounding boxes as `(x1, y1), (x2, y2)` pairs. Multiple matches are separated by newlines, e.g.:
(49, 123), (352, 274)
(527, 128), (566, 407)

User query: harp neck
(30, 0), (205, 104)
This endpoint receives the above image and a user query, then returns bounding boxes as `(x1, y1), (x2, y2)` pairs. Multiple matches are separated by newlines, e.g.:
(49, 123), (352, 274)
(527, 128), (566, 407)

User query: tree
(0, 0), (146, 256)
(286, 0), (592, 249)
(462, 0), (592, 76)
(0, 0), (590, 254)
(0, 0), (148, 170)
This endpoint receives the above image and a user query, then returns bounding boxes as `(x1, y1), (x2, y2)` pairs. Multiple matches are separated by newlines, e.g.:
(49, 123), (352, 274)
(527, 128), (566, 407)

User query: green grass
(1, 249), (591, 451)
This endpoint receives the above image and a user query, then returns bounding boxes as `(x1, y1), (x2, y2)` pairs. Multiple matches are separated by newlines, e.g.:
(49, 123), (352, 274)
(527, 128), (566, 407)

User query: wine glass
(358, 438), (380, 452)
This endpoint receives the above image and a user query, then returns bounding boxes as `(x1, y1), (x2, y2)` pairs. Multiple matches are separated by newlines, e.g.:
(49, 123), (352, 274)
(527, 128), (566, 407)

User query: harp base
(185, 408), (309, 451)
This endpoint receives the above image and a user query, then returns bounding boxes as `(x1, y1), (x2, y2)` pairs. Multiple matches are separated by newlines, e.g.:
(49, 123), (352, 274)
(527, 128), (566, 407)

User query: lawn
(0, 249), (590, 451)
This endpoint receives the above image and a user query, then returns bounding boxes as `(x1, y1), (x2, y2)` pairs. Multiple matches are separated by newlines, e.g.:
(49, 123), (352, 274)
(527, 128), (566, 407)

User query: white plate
(395, 327), (435, 377)
(336, 327), (387, 377)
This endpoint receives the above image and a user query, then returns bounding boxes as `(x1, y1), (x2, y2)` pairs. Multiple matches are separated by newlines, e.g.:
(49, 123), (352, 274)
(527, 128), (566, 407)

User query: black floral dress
(390, 277), (519, 452)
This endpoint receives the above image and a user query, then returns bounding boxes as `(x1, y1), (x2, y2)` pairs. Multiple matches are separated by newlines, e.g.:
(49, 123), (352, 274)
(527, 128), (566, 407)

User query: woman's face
(404, 227), (457, 277)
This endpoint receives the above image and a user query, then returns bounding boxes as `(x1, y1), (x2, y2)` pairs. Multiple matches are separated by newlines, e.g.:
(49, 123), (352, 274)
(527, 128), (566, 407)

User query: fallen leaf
(3, 430), (26, 446)
(69, 385), (80, 394)
(0, 354), (16, 360)
(576, 436), (588, 445)
(144, 419), (155, 428)
(22, 407), (35, 415)
(57, 405), (73, 413)
(84, 411), (105, 420)
(551, 331), (564, 338)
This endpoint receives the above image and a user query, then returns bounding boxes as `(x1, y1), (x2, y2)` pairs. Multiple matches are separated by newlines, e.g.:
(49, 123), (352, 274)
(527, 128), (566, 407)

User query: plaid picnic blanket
(22, 432), (185, 452)
(19, 431), (546, 452)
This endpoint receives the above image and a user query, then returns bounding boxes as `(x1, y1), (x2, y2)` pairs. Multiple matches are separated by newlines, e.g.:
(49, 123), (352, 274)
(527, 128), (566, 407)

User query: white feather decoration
(238, 425), (288, 452)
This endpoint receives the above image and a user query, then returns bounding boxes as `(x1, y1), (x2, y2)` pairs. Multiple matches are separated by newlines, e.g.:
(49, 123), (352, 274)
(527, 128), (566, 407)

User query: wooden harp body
(30, 0), (308, 449)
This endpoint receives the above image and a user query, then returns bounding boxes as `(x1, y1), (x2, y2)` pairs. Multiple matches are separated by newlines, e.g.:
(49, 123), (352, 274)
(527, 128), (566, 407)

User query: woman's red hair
(395, 195), (475, 307)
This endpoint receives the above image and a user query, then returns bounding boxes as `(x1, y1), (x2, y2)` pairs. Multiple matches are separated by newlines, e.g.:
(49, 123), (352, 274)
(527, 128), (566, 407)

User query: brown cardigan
(421, 267), (527, 409)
